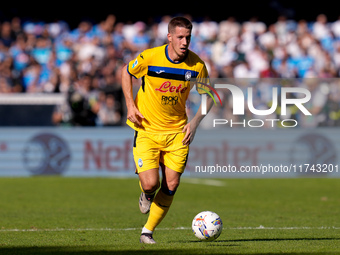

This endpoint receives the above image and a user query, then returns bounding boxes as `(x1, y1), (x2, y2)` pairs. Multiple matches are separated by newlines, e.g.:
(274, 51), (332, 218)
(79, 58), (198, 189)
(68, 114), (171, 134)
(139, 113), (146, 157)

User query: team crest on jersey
(185, 71), (192, 81)
(132, 59), (138, 68)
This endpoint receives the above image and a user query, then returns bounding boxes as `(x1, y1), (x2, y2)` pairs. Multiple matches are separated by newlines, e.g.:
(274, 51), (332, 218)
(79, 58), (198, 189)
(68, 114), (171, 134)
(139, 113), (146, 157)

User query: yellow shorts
(133, 131), (189, 174)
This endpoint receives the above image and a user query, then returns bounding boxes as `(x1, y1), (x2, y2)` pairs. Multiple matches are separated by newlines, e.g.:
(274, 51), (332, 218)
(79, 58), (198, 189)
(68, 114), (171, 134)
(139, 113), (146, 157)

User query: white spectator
(331, 16), (340, 38)
(312, 14), (331, 40)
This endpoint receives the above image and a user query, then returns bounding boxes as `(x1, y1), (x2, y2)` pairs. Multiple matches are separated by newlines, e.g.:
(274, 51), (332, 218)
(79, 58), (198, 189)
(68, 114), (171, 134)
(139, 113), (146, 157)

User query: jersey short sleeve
(196, 64), (211, 95)
(127, 51), (148, 79)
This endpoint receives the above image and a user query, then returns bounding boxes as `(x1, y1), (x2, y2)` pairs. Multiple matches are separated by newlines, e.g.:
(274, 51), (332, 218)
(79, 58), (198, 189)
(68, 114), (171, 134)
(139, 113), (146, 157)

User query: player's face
(168, 26), (191, 61)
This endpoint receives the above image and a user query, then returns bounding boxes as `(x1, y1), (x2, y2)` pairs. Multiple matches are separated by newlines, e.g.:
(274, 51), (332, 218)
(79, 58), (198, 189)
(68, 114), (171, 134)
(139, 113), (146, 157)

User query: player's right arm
(122, 64), (144, 126)
(122, 51), (150, 126)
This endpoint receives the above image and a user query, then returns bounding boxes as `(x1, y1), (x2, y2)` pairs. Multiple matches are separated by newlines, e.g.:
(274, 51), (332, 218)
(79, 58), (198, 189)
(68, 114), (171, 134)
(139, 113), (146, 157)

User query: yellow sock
(144, 189), (174, 231)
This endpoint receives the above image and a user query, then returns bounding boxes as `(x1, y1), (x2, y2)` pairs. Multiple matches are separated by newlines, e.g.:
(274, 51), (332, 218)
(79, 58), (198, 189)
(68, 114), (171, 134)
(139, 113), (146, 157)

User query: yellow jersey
(126, 44), (209, 134)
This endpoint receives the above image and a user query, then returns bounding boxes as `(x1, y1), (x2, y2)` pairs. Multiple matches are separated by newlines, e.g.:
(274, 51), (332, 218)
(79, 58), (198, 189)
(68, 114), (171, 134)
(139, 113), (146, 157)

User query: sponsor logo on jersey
(155, 81), (188, 93)
(161, 95), (178, 105)
(132, 59), (138, 68)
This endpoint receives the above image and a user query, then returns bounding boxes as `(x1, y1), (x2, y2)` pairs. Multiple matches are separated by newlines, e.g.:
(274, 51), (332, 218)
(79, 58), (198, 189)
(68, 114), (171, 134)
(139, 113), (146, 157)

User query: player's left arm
(182, 96), (213, 146)
(182, 65), (213, 146)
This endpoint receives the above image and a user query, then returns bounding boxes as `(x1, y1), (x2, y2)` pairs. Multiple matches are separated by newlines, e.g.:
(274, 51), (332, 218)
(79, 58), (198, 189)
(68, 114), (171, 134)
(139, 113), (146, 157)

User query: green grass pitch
(0, 177), (339, 254)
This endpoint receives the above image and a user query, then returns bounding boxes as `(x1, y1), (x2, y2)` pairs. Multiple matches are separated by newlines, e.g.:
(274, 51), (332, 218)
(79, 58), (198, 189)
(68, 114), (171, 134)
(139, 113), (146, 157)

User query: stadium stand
(1, 14), (340, 127)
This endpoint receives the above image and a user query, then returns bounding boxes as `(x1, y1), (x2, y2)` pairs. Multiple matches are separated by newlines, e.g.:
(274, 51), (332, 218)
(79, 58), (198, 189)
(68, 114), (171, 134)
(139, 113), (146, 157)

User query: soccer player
(122, 16), (213, 244)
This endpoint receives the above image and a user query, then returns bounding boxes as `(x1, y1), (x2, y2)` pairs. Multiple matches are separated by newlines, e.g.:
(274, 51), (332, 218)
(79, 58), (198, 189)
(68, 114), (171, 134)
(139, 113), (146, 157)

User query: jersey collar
(165, 44), (188, 64)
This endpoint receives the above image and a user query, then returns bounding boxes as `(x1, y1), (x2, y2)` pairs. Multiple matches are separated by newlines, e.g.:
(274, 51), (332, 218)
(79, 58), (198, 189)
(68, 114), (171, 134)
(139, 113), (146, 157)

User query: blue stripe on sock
(161, 185), (176, 196)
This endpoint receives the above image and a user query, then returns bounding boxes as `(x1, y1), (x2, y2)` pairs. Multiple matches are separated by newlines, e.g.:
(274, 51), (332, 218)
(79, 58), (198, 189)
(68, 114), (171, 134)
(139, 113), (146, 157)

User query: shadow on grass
(0, 247), (339, 255)
(219, 237), (340, 243)
(180, 237), (340, 243)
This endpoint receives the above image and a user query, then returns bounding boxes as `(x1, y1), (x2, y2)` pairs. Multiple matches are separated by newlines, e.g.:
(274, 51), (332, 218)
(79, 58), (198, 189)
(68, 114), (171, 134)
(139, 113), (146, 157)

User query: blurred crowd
(1, 14), (340, 127)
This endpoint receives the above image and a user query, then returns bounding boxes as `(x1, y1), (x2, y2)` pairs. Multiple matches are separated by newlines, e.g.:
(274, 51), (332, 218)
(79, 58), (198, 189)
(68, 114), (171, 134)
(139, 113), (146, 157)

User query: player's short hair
(168, 17), (192, 33)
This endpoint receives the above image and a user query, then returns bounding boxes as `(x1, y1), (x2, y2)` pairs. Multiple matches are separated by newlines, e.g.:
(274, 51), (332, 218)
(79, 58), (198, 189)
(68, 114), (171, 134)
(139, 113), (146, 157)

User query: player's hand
(182, 122), (198, 146)
(127, 105), (144, 127)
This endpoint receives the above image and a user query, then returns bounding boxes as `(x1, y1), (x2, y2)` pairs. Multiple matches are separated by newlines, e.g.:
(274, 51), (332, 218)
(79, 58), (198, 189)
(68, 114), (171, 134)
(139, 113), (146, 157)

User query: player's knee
(165, 179), (180, 193)
(141, 181), (159, 194)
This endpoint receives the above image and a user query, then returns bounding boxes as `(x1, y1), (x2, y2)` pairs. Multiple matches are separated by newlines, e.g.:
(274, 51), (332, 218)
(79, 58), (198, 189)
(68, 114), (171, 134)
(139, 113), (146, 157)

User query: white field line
(0, 226), (339, 232)
(181, 178), (226, 186)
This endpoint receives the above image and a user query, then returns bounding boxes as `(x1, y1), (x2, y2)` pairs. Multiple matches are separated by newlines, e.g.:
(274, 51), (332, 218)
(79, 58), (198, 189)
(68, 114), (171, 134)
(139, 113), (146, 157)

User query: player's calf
(139, 181), (160, 214)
